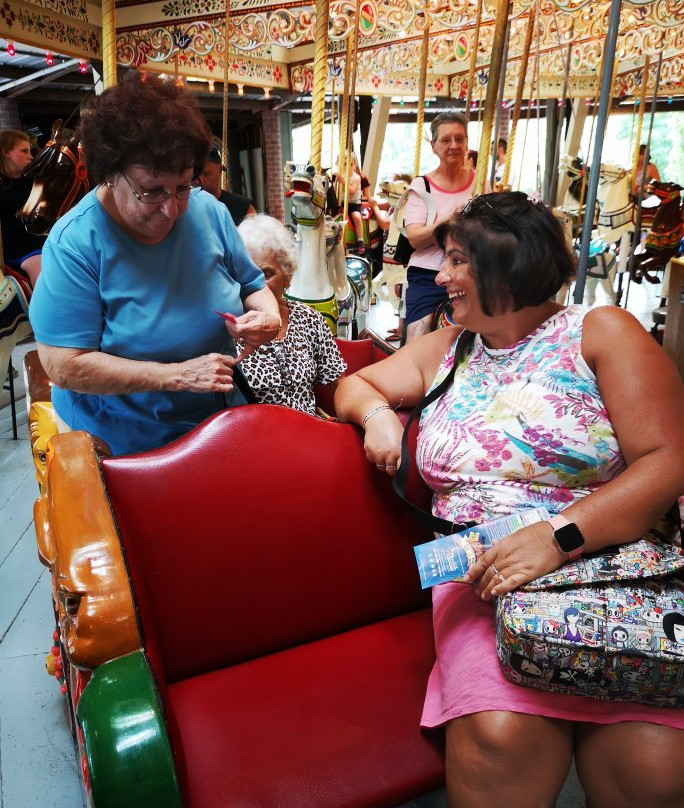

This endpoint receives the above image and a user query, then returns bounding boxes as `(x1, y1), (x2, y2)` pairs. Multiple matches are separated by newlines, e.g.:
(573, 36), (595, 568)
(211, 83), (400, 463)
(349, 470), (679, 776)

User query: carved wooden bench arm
(34, 431), (141, 669)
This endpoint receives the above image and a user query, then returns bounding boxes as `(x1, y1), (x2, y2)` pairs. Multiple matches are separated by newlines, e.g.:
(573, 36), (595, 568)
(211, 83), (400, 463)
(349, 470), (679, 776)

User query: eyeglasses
(461, 195), (520, 237)
(121, 172), (203, 205)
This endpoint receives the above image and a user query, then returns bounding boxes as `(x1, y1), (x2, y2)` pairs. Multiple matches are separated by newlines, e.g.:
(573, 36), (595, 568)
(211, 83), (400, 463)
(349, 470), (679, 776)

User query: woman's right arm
(37, 344), (237, 395)
(334, 328), (458, 470)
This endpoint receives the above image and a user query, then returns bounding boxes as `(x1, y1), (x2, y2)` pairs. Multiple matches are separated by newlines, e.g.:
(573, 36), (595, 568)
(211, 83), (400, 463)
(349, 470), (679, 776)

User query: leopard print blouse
(237, 301), (346, 416)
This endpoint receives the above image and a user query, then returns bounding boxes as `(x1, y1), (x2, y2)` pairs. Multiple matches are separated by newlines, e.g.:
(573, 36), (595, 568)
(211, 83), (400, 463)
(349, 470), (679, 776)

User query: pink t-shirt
(403, 170), (476, 272)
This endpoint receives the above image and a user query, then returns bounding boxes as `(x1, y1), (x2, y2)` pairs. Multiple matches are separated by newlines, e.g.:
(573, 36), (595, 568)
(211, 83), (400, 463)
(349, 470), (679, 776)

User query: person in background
(402, 111), (477, 343)
(493, 137), (516, 189)
(337, 152), (366, 256)
(236, 214), (346, 415)
(30, 73), (280, 457)
(199, 145), (256, 226)
(335, 191), (684, 808)
(632, 144), (661, 199)
(465, 149), (478, 170)
(0, 129), (45, 286)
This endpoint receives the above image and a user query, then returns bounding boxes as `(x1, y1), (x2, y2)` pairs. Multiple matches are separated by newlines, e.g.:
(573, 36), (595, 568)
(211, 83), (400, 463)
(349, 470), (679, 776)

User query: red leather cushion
(315, 338), (389, 416)
(168, 609), (443, 808)
(100, 405), (433, 683)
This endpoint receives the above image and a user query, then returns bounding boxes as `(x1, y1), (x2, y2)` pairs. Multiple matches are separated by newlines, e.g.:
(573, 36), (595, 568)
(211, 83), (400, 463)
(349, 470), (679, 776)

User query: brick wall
(0, 99), (21, 131)
(261, 108), (285, 222)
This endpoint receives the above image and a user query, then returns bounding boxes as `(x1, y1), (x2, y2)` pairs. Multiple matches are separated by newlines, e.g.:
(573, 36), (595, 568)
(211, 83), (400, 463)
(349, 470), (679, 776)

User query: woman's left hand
(463, 521), (566, 600)
(223, 311), (281, 361)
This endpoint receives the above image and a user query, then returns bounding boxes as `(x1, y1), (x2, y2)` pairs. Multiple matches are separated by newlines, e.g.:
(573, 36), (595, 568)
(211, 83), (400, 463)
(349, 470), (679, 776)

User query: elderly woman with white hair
(236, 214), (346, 415)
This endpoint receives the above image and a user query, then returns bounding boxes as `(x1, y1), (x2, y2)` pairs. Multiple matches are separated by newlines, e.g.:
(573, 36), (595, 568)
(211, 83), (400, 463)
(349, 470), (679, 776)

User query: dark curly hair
(434, 191), (576, 317)
(80, 72), (212, 182)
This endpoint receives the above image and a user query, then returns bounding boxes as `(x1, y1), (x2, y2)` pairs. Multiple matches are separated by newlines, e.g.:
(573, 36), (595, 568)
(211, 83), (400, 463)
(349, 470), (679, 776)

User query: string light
(237, 84), (244, 96)
(263, 87), (270, 99)
(7, 42), (15, 56)
(79, 59), (88, 74)
(46, 52), (54, 66)
(208, 80), (215, 92)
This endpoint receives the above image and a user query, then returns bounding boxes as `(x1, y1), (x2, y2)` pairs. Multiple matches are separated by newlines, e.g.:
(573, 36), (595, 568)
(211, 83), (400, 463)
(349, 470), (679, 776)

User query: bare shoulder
(582, 305), (683, 397)
(582, 305), (656, 361)
(398, 326), (461, 384)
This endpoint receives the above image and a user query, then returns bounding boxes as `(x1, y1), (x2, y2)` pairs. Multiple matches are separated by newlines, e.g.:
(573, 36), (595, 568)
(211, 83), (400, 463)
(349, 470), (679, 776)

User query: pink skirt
(421, 581), (684, 730)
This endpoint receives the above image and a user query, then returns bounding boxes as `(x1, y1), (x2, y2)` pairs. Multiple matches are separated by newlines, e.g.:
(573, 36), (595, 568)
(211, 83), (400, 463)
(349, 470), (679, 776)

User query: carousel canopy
(0, 0), (682, 111)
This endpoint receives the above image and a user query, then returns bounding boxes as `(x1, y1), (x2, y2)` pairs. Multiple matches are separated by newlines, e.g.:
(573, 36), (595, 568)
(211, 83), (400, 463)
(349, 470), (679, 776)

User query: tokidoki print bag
(496, 536), (684, 708)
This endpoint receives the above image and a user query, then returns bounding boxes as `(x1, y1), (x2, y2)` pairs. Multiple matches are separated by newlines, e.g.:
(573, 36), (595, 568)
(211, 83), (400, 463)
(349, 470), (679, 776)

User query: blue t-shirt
(29, 188), (265, 455)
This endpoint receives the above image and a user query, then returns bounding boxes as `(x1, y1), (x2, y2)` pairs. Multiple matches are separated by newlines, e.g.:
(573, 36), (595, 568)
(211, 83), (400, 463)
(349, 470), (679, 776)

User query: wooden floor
(0, 274), (663, 807)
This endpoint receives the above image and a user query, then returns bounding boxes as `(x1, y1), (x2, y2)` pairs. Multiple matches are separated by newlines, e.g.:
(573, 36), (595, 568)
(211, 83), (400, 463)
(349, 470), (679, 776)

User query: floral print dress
(417, 306), (684, 730)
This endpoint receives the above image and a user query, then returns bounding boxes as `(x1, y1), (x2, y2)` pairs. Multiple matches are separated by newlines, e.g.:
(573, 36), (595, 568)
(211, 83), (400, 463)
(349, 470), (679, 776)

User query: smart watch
(547, 514), (585, 561)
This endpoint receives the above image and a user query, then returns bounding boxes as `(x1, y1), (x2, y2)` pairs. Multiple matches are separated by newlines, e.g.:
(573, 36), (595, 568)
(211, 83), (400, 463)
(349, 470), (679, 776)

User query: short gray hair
(430, 111), (468, 143)
(238, 214), (298, 279)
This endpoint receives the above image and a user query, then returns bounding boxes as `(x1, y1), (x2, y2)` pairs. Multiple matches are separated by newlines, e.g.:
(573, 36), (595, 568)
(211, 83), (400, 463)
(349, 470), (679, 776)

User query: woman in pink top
(403, 111), (476, 342)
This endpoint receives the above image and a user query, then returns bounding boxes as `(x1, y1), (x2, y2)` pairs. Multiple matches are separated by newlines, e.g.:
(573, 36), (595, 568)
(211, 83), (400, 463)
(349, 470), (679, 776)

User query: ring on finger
(385, 463), (397, 470)
(495, 572), (506, 584)
(490, 564), (501, 577)
(376, 462), (386, 468)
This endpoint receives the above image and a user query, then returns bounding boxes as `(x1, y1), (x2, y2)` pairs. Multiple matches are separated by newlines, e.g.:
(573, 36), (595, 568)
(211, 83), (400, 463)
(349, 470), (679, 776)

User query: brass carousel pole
(464, 0), (483, 124)
(503, 5), (535, 190)
(310, 0), (331, 172)
(414, 19), (431, 179)
(221, 0), (230, 191)
(630, 54), (650, 190)
(473, 0), (512, 196)
(342, 1), (361, 221)
(337, 35), (353, 209)
(101, 0), (117, 88)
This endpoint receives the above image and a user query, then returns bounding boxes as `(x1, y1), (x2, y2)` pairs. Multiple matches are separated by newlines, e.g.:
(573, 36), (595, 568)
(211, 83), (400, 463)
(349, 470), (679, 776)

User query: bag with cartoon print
(496, 534), (684, 708)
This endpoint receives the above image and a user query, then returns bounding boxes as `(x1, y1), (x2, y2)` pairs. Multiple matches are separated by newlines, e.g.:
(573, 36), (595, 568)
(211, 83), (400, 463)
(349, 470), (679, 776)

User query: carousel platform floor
(0, 277), (664, 808)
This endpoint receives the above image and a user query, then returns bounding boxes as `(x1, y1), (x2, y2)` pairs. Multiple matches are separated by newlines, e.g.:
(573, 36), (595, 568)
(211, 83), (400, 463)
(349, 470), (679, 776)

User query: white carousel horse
(373, 179), (410, 313)
(324, 218), (371, 340)
(0, 266), (32, 396)
(596, 163), (635, 277)
(283, 162), (339, 334)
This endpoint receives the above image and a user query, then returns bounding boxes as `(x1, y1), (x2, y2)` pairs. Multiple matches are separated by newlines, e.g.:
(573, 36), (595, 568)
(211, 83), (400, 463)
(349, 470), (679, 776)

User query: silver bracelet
(362, 404), (392, 427)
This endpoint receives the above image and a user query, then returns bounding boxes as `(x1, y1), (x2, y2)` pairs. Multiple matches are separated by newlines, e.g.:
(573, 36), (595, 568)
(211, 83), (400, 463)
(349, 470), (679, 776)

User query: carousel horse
(340, 202), (384, 274)
(324, 217), (371, 340)
(372, 179), (411, 315)
(284, 162), (339, 333)
(19, 120), (89, 237)
(630, 181), (683, 284)
(596, 163), (635, 279)
(0, 265), (31, 395)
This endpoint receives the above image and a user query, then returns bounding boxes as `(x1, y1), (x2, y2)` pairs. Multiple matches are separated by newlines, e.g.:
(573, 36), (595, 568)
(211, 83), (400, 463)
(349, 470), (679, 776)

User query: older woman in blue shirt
(30, 73), (279, 456)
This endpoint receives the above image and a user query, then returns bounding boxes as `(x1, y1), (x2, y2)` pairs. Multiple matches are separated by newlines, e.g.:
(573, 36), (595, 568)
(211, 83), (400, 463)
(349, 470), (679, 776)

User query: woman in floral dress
(335, 192), (684, 807)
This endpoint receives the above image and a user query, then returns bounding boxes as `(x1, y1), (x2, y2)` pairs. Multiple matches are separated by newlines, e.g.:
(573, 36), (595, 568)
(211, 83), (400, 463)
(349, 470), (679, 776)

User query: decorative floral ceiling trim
(116, 23), (287, 84)
(28, 0), (88, 21)
(0, 0), (100, 58)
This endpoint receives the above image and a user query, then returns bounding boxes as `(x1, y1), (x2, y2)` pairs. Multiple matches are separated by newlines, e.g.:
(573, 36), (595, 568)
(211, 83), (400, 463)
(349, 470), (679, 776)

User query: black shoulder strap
(392, 357), (473, 535)
(423, 175), (431, 194)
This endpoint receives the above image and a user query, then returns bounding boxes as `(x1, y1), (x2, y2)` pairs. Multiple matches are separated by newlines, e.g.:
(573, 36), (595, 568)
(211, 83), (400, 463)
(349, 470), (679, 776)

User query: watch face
(554, 522), (585, 553)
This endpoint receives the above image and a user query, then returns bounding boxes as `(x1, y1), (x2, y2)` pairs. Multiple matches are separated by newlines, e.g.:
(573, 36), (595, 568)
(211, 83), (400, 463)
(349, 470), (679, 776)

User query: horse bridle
(43, 138), (90, 219)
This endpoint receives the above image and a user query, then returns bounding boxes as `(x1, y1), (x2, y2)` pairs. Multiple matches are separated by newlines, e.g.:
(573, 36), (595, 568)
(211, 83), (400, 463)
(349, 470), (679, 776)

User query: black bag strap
(215, 363), (257, 410)
(392, 346), (474, 535)
(233, 364), (257, 404)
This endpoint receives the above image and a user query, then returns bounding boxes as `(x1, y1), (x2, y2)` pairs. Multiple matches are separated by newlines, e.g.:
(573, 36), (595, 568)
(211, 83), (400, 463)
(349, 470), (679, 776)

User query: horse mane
(566, 157), (587, 204)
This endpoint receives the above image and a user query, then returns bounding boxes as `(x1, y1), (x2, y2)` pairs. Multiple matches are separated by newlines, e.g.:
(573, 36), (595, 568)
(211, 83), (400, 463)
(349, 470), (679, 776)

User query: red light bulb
(46, 52), (54, 66)
(7, 42), (16, 56)
(79, 59), (88, 73)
